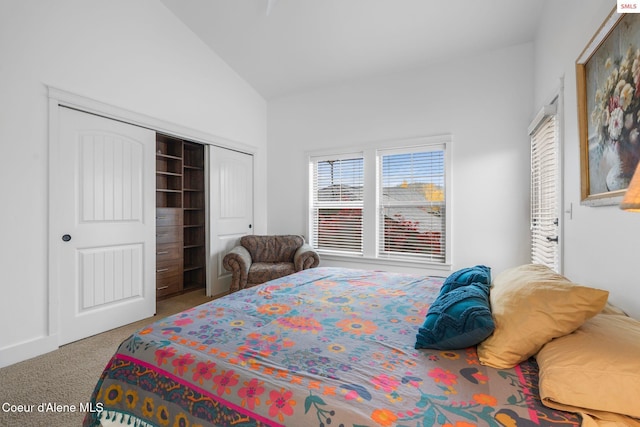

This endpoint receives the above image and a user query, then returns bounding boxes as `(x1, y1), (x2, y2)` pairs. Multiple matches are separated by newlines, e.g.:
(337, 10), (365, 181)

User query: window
(529, 102), (560, 272)
(310, 154), (364, 254)
(308, 136), (450, 267)
(378, 147), (446, 262)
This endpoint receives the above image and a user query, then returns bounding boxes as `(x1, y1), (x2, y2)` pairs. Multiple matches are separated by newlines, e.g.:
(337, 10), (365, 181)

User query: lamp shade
(621, 163), (640, 211)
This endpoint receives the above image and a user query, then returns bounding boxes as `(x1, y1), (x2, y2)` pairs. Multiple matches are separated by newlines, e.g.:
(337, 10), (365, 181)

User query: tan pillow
(536, 314), (640, 425)
(477, 264), (608, 368)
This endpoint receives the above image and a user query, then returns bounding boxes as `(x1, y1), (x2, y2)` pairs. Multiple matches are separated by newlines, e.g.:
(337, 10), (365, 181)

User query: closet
(156, 134), (206, 298)
(48, 88), (255, 357)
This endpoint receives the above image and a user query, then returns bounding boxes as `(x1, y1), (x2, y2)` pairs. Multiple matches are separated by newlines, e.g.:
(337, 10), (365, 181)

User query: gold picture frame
(576, 9), (640, 206)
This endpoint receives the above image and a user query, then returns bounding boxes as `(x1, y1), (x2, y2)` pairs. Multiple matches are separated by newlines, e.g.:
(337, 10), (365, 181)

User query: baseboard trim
(0, 335), (58, 369)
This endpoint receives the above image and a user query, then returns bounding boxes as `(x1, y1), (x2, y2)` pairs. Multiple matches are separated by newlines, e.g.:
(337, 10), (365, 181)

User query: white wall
(268, 43), (534, 277)
(534, 0), (640, 319)
(0, 0), (267, 367)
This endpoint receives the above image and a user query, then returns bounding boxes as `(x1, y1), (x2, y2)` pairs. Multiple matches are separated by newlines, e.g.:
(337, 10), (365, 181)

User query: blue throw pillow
(439, 265), (491, 294)
(415, 282), (495, 350)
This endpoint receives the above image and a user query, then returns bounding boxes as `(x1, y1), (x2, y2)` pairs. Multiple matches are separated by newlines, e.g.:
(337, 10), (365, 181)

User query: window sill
(317, 251), (452, 273)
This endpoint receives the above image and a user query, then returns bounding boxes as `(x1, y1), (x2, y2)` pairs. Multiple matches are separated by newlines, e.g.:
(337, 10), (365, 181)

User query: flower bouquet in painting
(587, 14), (640, 194)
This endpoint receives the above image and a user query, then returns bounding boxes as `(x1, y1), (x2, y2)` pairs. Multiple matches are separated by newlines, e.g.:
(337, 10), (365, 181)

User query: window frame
(309, 152), (365, 256)
(306, 135), (452, 270)
(377, 145), (448, 263)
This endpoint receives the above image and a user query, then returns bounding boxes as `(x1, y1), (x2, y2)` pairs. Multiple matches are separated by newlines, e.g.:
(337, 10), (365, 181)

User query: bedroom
(0, 0), (639, 424)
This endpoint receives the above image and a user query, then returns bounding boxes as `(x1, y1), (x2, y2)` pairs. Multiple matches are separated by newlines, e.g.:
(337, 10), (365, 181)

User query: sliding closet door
(53, 107), (156, 345)
(209, 145), (254, 296)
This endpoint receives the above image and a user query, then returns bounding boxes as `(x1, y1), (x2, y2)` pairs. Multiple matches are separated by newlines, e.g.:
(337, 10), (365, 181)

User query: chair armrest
(294, 243), (320, 271)
(223, 245), (252, 273)
(223, 246), (252, 292)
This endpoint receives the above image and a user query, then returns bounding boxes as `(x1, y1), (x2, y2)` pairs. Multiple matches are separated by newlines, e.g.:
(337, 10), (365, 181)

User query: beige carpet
(0, 290), (213, 427)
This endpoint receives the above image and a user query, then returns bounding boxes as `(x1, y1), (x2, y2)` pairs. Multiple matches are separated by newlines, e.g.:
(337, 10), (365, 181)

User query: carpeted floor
(0, 289), (213, 427)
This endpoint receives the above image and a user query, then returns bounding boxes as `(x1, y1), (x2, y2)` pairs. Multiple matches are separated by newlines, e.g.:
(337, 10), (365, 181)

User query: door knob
(62, 234), (72, 242)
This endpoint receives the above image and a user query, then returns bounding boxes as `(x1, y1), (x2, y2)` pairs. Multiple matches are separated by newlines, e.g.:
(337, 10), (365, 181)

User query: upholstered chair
(222, 235), (320, 292)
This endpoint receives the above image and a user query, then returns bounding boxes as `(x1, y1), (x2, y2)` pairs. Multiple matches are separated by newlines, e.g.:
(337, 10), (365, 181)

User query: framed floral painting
(576, 9), (640, 206)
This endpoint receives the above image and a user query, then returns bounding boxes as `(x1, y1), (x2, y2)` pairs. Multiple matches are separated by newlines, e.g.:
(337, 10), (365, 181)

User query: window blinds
(378, 148), (446, 262)
(530, 108), (559, 271)
(310, 155), (364, 254)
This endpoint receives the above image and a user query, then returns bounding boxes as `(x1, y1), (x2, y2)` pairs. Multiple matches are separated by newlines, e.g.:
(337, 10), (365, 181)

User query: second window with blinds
(308, 136), (451, 267)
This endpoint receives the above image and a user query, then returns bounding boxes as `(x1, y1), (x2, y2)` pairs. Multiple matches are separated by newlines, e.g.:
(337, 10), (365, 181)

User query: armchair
(222, 235), (320, 292)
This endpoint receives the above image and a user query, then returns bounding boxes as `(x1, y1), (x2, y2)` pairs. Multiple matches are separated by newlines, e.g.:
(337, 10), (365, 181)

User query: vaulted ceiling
(161, 0), (548, 100)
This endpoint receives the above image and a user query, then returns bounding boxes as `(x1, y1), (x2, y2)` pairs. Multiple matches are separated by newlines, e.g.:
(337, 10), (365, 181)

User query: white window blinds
(310, 155), (364, 254)
(378, 147), (446, 262)
(529, 106), (559, 271)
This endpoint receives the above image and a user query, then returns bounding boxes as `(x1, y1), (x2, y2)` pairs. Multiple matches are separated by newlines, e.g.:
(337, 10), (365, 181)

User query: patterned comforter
(84, 267), (580, 427)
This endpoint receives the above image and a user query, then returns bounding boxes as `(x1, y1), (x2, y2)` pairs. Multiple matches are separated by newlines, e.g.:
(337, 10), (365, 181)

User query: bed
(83, 266), (640, 427)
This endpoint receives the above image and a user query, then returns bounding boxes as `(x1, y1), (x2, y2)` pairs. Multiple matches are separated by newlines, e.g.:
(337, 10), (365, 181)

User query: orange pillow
(477, 264), (608, 368)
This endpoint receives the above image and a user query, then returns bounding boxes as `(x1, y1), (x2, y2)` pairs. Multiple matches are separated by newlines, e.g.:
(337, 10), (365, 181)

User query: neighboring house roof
(382, 187), (443, 233)
(318, 184), (444, 233)
(317, 184), (362, 201)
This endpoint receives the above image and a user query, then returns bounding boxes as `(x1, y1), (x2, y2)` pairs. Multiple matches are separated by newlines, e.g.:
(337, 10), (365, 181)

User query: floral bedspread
(84, 267), (580, 427)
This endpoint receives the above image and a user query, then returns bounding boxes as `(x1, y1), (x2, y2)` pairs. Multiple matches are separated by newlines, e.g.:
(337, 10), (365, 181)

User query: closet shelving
(182, 141), (206, 292)
(155, 135), (205, 298)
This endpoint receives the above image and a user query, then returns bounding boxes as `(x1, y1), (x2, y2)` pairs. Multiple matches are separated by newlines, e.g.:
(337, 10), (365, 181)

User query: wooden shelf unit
(182, 141), (206, 291)
(156, 135), (183, 209)
(155, 135), (206, 298)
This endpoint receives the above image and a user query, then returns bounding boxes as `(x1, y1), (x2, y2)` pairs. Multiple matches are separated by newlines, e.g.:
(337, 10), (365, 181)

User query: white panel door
(54, 107), (156, 345)
(209, 146), (254, 295)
